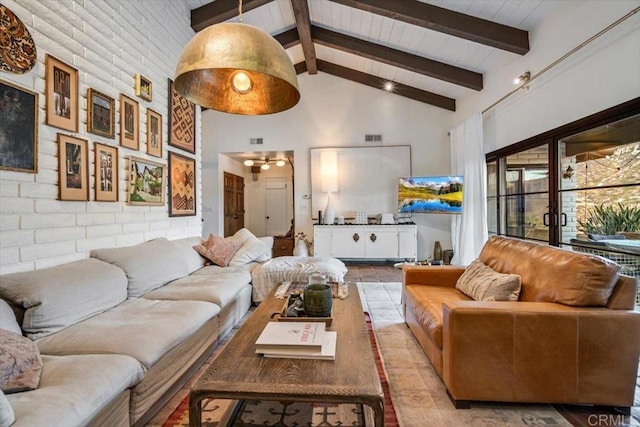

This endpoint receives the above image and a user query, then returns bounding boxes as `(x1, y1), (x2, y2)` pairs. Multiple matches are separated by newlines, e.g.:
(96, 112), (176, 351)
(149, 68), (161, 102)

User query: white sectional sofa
(0, 235), (262, 427)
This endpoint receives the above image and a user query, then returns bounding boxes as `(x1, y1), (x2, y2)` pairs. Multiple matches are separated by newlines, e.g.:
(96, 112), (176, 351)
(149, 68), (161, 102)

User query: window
(486, 98), (640, 291)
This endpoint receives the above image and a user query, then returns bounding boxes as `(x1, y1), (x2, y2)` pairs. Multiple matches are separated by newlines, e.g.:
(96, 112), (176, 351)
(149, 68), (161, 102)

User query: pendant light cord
(238, 0), (243, 23)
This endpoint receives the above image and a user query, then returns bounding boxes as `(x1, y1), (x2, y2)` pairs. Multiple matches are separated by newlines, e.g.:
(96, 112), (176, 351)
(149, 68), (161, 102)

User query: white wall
(0, 0), (201, 274)
(201, 72), (455, 260)
(455, 0), (640, 152)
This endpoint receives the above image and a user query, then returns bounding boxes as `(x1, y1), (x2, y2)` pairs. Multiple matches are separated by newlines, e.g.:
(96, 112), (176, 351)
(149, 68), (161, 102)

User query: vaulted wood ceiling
(186, 0), (555, 112)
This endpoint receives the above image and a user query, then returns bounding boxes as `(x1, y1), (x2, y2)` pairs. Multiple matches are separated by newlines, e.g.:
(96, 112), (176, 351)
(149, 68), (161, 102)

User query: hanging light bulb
(275, 160), (286, 167)
(243, 159), (254, 166)
(232, 71), (252, 94)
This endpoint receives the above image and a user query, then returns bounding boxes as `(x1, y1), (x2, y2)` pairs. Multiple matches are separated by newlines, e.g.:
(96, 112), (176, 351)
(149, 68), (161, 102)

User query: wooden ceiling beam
(274, 28), (301, 49)
(312, 26), (482, 90)
(290, 0), (317, 74)
(329, 0), (529, 55)
(294, 61), (308, 75)
(294, 60), (455, 111)
(191, 0), (274, 32)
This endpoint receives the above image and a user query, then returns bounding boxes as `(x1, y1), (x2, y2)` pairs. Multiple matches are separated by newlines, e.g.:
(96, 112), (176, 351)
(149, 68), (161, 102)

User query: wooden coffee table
(189, 283), (384, 426)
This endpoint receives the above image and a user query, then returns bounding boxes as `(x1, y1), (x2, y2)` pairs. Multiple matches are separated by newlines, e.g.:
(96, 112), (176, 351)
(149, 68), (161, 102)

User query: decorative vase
(304, 284), (333, 317)
(324, 193), (335, 225)
(443, 249), (454, 265)
(304, 273), (332, 317)
(433, 241), (443, 261)
(293, 238), (309, 257)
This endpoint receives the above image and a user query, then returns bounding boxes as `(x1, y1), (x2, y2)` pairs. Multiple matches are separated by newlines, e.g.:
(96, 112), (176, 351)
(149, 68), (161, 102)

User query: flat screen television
(398, 176), (463, 214)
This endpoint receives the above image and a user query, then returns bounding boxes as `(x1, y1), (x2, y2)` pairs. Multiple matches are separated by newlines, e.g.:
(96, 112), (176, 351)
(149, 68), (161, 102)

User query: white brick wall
(0, 0), (202, 273)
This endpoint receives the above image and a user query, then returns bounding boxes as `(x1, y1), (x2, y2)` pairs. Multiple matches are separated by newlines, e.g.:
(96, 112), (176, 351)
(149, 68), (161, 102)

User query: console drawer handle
(370, 233), (377, 242)
(353, 233), (360, 242)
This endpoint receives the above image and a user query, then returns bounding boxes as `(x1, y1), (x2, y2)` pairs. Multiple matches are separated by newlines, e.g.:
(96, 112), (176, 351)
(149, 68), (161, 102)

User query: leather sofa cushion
(91, 238), (191, 297)
(35, 298), (219, 369)
(6, 354), (143, 427)
(0, 259), (128, 339)
(479, 236), (619, 306)
(404, 285), (471, 348)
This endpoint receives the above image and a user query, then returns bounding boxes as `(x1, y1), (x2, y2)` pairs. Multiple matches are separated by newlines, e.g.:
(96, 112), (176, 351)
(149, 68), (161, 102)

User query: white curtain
(450, 113), (488, 265)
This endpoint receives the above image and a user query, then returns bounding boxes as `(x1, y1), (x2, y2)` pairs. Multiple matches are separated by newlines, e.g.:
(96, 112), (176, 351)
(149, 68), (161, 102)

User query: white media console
(313, 224), (417, 261)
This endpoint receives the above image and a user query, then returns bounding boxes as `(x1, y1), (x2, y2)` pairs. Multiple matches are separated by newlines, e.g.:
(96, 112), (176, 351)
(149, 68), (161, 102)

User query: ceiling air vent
(364, 134), (382, 143)
(250, 137), (263, 145)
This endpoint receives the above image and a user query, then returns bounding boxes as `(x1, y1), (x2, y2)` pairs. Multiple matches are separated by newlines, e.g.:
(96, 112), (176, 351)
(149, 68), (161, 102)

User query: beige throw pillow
(228, 229), (269, 266)
(456, 259), (521, 301)
(0, 329), (42, 394)
(193, 234), (242, 267)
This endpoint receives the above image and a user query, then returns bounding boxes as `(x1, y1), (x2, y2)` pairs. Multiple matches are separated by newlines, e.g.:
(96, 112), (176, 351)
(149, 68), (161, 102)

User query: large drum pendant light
(174, 6), (300, 115)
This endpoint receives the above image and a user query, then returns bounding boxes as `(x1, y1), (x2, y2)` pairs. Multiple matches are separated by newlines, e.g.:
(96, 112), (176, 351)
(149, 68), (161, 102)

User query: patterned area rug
(161, 308), (398, 427)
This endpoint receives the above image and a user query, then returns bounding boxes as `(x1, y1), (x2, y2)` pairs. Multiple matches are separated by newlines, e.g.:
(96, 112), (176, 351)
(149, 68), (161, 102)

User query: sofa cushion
(404, 285), (471, 348)
(479, 236), (620, 306)
(91, 238), (190, 297)
(456, 259), (521, 301)
(0, 390), (14, 427)
(257, 236), (274, 262)
(0, 259), (128, 339)
(0, 300), (21, 335)
(193, 234), (242, 267)
(170, 236), (206, 274)
(191, 263), (257, 276)
(0, 330), (42, 394)
(6, 354), (143, 427)
(36, 298), (219, 369)
(228, 229), (269, 266)
(144, 270), (252, 308)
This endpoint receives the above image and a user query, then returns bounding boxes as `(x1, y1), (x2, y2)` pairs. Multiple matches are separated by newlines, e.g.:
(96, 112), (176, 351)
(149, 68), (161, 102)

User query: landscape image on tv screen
(398, 176), (463, 214)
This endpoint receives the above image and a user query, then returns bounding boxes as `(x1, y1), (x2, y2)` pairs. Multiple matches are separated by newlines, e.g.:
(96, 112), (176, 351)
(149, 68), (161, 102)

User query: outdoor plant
(578, 203), (640, 235)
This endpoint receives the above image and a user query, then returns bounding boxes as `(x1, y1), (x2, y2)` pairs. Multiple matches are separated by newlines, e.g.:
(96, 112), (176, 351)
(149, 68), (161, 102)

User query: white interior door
(265, 177), (288, 236)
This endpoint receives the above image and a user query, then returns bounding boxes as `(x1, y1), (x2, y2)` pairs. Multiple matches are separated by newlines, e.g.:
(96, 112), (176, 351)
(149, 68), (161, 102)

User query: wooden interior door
(224, 172), (244, 237)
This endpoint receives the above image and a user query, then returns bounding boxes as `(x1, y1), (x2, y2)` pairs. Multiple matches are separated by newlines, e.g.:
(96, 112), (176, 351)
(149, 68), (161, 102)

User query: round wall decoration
(0, 5), (37, 74)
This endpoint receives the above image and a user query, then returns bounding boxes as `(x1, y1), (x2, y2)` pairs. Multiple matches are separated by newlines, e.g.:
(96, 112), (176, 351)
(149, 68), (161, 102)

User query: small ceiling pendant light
(243, 159), (254, 166)
(275, 160), (286, 167)
(174, 0), (300, 115)
(261, 163), (270, 170)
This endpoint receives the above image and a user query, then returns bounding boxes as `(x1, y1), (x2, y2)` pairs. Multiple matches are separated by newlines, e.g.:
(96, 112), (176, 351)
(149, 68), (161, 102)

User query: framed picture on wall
(45, 54), (78, 132)
(0, 80), (38, 173)
(134, 73), (152, 102)
(146, 109), (162, 158)
(94, 142), (118, 202)
(87, 88), (115, 138)
(119, 94), (139, 150)
(128, 156), (165, 206)
(167, 78), (196, 154)
(168, 151), (196, 217)
(58, 134), (89, 201)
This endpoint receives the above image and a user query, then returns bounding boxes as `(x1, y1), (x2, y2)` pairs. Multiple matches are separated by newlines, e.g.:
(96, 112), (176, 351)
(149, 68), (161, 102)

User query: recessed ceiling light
(384, 81), (394, 92)
(261, 163), (270, 170)
(243, 159), (254, 166)
(275, 160), (286, 167)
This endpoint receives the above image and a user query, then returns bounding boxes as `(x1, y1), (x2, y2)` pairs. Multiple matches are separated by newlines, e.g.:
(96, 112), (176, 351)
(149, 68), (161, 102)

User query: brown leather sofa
(403, 236), (640, 409)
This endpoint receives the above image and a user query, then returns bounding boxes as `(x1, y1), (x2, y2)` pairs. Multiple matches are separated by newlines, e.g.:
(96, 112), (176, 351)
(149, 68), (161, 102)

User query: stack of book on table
(255, 321), (337, 360)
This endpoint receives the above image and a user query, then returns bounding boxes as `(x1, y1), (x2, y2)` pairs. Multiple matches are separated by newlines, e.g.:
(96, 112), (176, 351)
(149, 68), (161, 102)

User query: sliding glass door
(486, 99), (640, 254)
